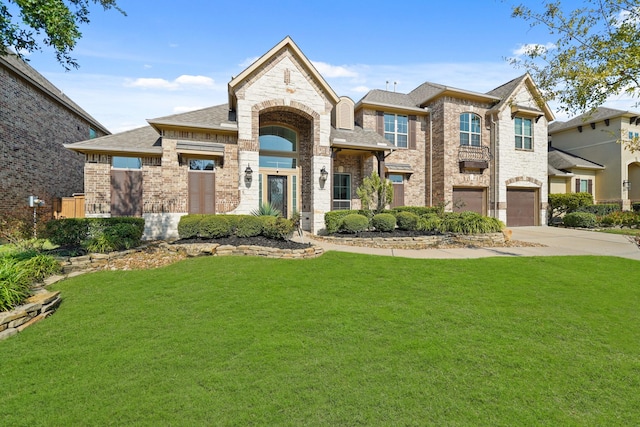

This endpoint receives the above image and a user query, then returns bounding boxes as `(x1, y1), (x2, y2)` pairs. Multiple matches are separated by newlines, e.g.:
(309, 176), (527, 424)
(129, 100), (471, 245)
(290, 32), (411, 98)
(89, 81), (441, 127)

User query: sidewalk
(302, 227), (640, 261)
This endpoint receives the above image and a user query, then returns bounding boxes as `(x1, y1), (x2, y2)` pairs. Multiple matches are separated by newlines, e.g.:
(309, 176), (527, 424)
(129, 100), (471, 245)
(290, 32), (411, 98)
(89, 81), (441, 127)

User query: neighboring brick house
(0, 53), (109, 217)
(65, 37), (553, 238)
(549, 107), (640, 210)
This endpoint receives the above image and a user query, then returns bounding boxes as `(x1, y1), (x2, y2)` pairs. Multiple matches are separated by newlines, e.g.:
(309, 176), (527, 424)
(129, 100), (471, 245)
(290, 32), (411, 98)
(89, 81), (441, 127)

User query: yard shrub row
(325, 208), (504, 235)
(44, 218), (145, 252)
(562, 210), (640, 228)
(0, 249), (60, 311)
(177, 214), (295, 241)
(548, 192), (594, 223)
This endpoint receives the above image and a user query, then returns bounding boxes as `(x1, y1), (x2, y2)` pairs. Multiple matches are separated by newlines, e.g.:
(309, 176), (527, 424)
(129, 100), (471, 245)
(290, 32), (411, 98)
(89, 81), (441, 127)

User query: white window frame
(515, 117), (533, 150)
(460, 113), (481, 146)
(384, 113), (408, 148)
(332, 173), (351, 210)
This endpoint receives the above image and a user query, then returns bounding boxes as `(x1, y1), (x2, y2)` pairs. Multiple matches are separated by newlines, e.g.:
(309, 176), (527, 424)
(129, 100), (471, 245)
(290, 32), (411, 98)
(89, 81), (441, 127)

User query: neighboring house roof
(548, 164), (573, 177)
(548, 146), (604, 176)
(65, 126), (161, 155)
(330, 126), (395, 151)
(228, 36), (340, 110)
(147, 104), (237, 132)
(0, 53), (110, 135)
(548, 107), (638, 134)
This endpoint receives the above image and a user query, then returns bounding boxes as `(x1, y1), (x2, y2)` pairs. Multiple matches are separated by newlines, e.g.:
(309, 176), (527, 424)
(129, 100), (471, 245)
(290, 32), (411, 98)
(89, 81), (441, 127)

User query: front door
(268, 175), (287, 217)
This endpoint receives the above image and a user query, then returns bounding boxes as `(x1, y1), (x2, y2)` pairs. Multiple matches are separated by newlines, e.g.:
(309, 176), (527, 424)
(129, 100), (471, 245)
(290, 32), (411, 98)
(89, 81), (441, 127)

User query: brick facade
(0, 55), (108, 218)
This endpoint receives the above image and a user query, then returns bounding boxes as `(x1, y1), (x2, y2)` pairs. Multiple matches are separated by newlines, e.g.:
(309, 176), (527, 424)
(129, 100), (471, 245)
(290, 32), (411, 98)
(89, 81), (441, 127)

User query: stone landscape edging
(163, 242), (324, 259)
(313, 232), (507, 249)
(0, 290), (62, 340)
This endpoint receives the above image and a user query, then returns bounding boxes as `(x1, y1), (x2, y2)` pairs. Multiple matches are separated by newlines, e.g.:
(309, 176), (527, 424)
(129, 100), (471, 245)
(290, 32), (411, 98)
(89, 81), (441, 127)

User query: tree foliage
(510, 0), (640, 115)
(356, 171), (393, 214)
(0, 0), (124, 69)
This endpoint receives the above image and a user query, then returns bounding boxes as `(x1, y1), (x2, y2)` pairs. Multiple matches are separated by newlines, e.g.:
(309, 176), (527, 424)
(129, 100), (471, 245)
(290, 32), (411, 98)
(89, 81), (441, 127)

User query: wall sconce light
(244, 164), (253, 182)
(320, 166), (329, 182)
(623, 180), (631, 191)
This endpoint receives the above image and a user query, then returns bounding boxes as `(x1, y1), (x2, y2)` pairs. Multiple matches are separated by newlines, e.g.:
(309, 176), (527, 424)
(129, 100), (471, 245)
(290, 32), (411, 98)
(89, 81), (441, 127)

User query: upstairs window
(112, 156), (142, 169)
(189, 159), (215, 171)
(384, 113), (408, 148)
(89, 128), (97, 139)
(515, 117), (533, 150)
(259, 125), (298, 169)
(460, 113), (481, 146)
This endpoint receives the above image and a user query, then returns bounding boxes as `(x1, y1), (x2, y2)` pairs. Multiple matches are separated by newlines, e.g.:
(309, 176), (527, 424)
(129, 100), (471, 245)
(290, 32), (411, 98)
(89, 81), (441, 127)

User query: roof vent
(334, 97), (354, 130)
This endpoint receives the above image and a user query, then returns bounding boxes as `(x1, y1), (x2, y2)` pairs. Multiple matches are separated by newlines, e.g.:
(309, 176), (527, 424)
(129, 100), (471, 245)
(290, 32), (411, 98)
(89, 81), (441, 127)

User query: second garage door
(506, 188), (536, 226)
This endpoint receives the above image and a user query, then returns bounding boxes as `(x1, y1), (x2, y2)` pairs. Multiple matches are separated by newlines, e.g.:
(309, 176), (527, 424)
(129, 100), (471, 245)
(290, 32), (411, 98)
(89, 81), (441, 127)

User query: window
(515, 117), (533, 150)
(189, 159), (215, 171)
(333, 173), (351, 210)
(112, 156), (142, 169)
(630, 131), (639, 140)
(384, 113), (408, 148)
(259, 125), (298, 169)
(460, 113), (481, 146)
(576, 178), (593, 195)
(89, 128), (97, 139)
(387, 174), (403, 183)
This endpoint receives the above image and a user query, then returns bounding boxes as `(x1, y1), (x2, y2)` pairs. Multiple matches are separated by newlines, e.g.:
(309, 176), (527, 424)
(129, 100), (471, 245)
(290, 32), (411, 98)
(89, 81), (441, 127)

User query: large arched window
(460, 113), (481, 146)
(259, 125), (298, 169)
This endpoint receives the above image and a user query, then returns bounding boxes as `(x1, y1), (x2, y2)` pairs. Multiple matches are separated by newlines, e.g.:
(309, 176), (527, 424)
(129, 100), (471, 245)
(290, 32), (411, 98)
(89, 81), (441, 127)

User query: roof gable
(488, 73), (554, 121)
(228, 36), (339, 109)
(549, 107), (637, 134)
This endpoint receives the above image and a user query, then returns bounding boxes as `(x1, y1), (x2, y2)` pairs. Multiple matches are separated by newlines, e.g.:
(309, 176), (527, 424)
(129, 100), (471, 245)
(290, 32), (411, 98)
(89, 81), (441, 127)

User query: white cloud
(125, 75), (215, 90)
(512, 42), (556, 57)
(173, 105), (206, 114)
(351, 85), (370, 93)
(311, 61), (358, 78)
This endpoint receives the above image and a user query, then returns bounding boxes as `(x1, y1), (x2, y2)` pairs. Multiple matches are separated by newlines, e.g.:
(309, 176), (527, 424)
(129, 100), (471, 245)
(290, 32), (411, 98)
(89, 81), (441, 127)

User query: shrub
(600, 211), (640, 227)
(44, 218), (89, 246)
(178, 215), (204, 239)
(251, 202), (281, 217)
(261, 217), (294, 240)
(341, 214), (369, 234)
(577, 204), (620, 216)
(395, 211), (419, 231)
(417, 214), (442, 233)
(224, 215), (243, 232)
(235, 215), (263, 238)
(393, 206), (443, 217)
(371, 213), (397, 232)
(563, 212), (598, 228)
(440, 212), (504, 234)
(0, 250), (60, 311)
(548, 192), (593, 223)
(633, 202), (640, 212)
(325, 210), (360, 234)
(199, 215), (232, 238)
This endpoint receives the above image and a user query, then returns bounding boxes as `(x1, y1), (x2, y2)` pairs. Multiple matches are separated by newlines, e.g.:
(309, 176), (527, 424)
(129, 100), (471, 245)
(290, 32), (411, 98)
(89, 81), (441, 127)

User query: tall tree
(510, 0), (640, 115)
(0, 0), (124, 69)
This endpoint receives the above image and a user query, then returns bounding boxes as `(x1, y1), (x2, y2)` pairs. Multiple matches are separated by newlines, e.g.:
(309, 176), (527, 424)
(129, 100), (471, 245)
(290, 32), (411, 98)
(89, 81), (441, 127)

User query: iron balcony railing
(458, 145), (491, 162)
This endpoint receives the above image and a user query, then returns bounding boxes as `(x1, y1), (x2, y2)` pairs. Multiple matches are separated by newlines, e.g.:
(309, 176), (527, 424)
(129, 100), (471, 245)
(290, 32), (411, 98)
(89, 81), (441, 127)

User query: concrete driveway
(308, 226), (640, 261)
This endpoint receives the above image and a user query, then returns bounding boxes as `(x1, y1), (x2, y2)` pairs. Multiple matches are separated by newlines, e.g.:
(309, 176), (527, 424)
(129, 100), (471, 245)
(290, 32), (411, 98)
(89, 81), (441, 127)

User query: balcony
(458, 145), (490, 172)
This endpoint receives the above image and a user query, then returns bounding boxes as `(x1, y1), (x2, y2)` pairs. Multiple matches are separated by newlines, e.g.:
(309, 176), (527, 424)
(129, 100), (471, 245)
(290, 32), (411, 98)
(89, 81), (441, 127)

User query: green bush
(0, 250), (60, 311)
(261, 217), (294, 240)
(44, 218), (89, 246)
(600, 211), (640, 227)
(395, 211), (419, 231)
(563, 212), (598, 228)
(235, 215), (263, 238)
(325, 210), (362, 234)
(417, 214), (442, 233)
(577, 204), (620, 216)
(251, 202), (282, 217)
(341, 214), (369, 234)
(633, 202), (640, 212)
(178, 215), (204, 239)
(199, 215), (232, 239)
(393, 206), (443, 217)
(441, 212), (504, 234)
(371, 213), (397, 232)
(548, 192), (594, 223)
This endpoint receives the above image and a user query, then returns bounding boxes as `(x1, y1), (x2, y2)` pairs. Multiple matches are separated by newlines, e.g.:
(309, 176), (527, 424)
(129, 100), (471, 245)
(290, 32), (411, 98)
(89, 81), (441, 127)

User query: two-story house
(65, 37), (553, 239)
(549, 107), (640, 209)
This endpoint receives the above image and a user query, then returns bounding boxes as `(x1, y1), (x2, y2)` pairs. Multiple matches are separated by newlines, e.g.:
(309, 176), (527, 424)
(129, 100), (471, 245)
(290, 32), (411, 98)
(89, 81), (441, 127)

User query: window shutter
(409, 115), (416, 150)
(376, 111), (384, 136)
(588, 179), (593, 195)
(575, 179), (581, 193)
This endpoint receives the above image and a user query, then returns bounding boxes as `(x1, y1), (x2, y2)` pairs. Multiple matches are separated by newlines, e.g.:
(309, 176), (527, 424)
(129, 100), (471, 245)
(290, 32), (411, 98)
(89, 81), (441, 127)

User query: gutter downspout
(424, 107), (433, 206)
(491, 112), (498, 219)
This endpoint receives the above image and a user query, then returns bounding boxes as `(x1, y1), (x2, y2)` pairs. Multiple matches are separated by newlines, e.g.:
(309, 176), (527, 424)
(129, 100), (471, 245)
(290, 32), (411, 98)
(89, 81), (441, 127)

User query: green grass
(599, 227), (640, 236)
(2, 253), (640, 426)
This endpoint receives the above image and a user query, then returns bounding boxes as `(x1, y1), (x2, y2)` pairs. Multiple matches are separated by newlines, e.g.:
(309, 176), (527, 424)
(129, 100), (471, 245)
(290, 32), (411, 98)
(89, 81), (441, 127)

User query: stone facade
(0, 55), (108, 218)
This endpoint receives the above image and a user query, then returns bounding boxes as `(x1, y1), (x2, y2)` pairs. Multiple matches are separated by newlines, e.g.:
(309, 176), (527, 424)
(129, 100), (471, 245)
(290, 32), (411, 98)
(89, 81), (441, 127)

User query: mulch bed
(172, 235), (312, 250)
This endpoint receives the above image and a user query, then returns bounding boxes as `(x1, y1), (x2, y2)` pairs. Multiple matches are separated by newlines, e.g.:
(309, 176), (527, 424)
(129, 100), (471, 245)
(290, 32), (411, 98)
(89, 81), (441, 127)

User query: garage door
(452, 188), (485, 214)
(507, 189), (536, 226)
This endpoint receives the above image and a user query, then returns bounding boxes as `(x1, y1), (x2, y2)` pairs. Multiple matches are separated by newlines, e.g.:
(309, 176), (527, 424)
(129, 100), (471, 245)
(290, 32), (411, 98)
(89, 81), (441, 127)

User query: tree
(356, 171), (393, 215)
(510, 1), (640, 115)
(0, 0), (124, 69)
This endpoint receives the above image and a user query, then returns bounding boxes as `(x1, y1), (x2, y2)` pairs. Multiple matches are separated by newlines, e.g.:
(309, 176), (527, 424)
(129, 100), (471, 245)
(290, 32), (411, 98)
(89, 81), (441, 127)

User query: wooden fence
(52, 194), (85, 219)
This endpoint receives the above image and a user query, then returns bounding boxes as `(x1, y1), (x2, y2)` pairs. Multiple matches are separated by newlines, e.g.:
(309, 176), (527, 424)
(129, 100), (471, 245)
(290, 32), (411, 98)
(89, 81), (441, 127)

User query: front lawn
(2, 253), (639, 425)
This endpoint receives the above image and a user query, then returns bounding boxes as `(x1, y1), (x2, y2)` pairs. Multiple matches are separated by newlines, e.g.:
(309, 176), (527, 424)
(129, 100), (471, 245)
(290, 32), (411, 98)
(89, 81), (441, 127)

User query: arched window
(259, 125), (298, 169)
(460, 113), (481, 146)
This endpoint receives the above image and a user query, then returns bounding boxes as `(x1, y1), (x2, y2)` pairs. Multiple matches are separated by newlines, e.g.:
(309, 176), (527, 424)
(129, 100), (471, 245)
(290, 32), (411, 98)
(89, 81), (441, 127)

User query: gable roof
(1, 53), (110, 135)
(409, 81), (501, 106)
(548, 146), (604, 172)
(487, 73), (555, 121)
(64, 126), (161, 155)
(228, 36), (340, 110)
(548, 107), (638, 134)
(356, 89), (426, 113)
(147, 104), (237, 132)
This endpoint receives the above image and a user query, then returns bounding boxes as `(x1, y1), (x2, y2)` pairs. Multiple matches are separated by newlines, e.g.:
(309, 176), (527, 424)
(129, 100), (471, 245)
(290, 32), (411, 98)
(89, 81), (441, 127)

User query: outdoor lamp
(623, 179), (631, 191)
(245, 164), (253, 182)
(320, 166), (329, 182)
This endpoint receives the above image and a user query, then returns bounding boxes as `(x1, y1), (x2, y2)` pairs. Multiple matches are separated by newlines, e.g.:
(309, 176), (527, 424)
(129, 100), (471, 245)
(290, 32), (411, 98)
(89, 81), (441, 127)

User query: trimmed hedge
(341, 214), (369, 233)
(395, 211), (419, 231)
(177, 214), (296, 241)
(261, 216), (294, 240)
(235, 215), (263, 238)
(563, 212), (598, 228)
(600, 211), (640, 227)
(199, 215), (232, 238)
(372, 213), (396, 232)
(177, 215), (203, 239)
(441, 212), (504, 234)
(324, 210), (371, 234)
(577, 204), (620, 216)
(392, 206), (443, 216)
(548, 192), (593, 223)
(44, 218), (145, 252)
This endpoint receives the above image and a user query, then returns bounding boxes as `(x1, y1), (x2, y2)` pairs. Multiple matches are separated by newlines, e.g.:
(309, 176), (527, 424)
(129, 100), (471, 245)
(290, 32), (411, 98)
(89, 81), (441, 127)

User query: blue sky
(16, 0), (631, 133)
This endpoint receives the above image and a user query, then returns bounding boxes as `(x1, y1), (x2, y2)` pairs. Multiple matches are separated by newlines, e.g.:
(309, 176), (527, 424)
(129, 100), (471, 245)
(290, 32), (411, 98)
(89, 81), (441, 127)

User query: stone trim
(166, 242), (323, 259)
(505, 176), (543, 187)
(0, 290), (61, 340)
(314, 233), (506, 249)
